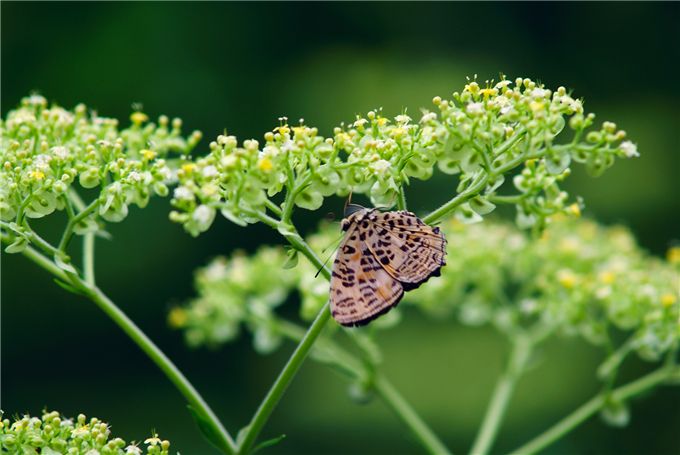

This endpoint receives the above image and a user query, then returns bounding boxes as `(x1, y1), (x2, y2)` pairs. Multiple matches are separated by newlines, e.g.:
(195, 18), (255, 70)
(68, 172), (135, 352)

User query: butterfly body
(330, 206), (447, 327)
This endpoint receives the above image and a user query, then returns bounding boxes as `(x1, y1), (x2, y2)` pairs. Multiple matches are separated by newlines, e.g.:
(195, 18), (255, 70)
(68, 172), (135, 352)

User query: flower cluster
(408, 218), (679, 362)
(168, 248), (299, 353)
(0, 410), (170, 454)
(0, 95), (200, 252)
(173, 217), (679, 369)
(169, 77), (637, 235)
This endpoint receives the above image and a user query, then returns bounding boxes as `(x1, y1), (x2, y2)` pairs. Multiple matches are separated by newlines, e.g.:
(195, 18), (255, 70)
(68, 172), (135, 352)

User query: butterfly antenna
(315, 232), (345, 277)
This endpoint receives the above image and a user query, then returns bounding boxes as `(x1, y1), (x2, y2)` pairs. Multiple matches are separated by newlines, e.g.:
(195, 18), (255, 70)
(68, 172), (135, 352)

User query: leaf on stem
(187, 405), (231, 453)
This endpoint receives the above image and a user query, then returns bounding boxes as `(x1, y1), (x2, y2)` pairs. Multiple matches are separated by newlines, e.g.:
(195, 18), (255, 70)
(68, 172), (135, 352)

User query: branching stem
(509, 365), (679, 455)
(469, 334), (532, 455)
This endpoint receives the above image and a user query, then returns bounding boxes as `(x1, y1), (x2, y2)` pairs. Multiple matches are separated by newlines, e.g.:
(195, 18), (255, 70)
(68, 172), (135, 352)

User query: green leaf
(600, 397), (630, 427)
(53, 278), (85, 296)
(187, 405), (230, 453)
(54, 254), (77, 274)
(282, 247), (299, 269)
(4, 237), (28, 254)
(253, 434), (286, 454)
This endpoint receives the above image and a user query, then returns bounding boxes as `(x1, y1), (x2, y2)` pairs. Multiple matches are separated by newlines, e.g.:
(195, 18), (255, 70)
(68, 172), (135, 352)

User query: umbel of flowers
(0, 94), (200, 254)
(169, 77), (637, 236)
(0, 410), (171, 455)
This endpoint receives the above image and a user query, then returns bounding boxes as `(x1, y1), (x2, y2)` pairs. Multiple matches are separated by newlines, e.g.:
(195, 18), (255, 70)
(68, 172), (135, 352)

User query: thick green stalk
(469, 335), (532, 455)
(237, 226), (331, 454)
(79, 281), (236, 454)
(509, 366), (678, 455)
(237, 303), (332, 454)
(83, 232), (95, 286)
(3, 236), (236, 454)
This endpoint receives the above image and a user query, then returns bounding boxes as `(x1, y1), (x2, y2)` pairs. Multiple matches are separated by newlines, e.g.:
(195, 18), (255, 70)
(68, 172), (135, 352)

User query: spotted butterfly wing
(330, 207), (446, 327)
(368, 211), (447, 289)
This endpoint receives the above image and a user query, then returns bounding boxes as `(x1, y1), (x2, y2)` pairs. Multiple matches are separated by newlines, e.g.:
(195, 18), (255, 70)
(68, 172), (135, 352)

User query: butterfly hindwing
(330, 223), (404, 327)
(367, 211), (447, 288)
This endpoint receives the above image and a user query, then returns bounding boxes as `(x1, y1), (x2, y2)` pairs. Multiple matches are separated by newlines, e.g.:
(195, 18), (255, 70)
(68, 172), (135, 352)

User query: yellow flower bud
(257, 157), (273, 172)
(141, 149), (157, 161)
(130, 112), (148, 125)
(667, 246), (680, 265)
(661, 293), (677, 308)
(168, 307), (188, 328)
(567, 203), (581, 217)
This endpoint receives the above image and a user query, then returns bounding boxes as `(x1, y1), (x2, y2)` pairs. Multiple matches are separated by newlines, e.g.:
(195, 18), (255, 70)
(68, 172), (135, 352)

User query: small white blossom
(395, 114), (411, 124)
(466, 102), (484, 115)
(370, 159), (391, 175)
(51, 146), (70, 160)
(531, 88), (547, 99)
(353, 118), (368, 128)
(127, 171), (141, 183)
(173, 186), (194, 201)
(262, 145), (280, 157)
(125, 445), (142, 455)
(34, 154), (52, 171)
(280, 140), (296, 153)
(619, 141), (639, 158)
(202, 165), (218, 178)
(221, 155), (238, 168)
(193, 205), (214, 225)
(420, 112), (437, 123)
(494, 80), (512, 90)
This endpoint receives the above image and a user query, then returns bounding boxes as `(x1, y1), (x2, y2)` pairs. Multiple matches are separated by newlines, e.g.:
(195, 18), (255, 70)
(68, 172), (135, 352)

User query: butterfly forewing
(330, 222), (404, 326)
(330, 208), (447, 326)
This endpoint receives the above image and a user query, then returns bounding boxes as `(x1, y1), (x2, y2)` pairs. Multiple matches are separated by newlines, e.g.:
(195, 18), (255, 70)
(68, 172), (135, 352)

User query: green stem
(237, 303), (332, 454)
(423, 172), (488, 225)
(237, 224), (331, 454)
(509, 365), (678, 455)
(374, 375), (452, 455)
(397, 185), (408, 211)
(58, 198), (99, 252)
(3, 235), (236, 454)
(83, 232), (95, 286)
(469, 335), (532, 455)
(79, 281), (236, 453)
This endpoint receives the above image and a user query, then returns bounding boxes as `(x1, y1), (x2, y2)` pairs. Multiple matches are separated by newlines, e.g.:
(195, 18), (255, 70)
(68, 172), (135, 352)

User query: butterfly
(330, 204), (447, 327)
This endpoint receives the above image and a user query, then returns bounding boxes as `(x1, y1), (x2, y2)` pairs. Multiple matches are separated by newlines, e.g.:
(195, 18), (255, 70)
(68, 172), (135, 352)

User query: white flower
(262, 145), (280, 157)
(125, 445), (142, 455)
(530, 88), (547, 99)
(494, 80), (512, 90)
(466, 102), (484, 115)
(33, 154), (52, 171)
(280, 140), (296, 153)
(127, 171), (141, 183)
(173, 186), (194, 201)
(202, 165), (218, 178)
(193, 204), (215, 225)
(395, 114), (411, 124)
(204, 259), (228, 281)
(221, 155), (238, 168)
(420, 112), (437, 123)
(353, 118), (368, 128)
(51, 146), (70, 160)
(619, 141), (639, 158)
(370, 159), (391, 175)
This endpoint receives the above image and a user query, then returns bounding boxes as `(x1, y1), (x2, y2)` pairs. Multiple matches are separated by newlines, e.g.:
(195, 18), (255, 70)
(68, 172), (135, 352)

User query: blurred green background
(2, 2), (679, 454)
